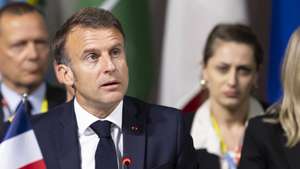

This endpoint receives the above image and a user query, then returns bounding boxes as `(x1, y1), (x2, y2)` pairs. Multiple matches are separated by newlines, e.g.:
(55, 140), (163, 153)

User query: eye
(86, 53), (99, 62)
(35, 39), (48, 49)
(238, 67), (253, 76)
(110, 47), (121, 58)
(216, 65), (229, 74)
(11, 41), (27, 52)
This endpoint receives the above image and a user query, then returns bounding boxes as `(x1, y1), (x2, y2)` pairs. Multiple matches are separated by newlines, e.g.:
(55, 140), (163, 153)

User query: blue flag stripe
(3, 102), (31, 141)
(267, 0), (300, 103)
(0, 0), (8, 7)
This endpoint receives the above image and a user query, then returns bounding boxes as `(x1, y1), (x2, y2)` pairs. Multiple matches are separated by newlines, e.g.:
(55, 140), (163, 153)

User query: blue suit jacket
(33, 96), (198, 169)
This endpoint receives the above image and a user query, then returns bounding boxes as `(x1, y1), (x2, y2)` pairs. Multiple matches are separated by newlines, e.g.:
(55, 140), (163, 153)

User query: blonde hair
(280, 27), (300, 147)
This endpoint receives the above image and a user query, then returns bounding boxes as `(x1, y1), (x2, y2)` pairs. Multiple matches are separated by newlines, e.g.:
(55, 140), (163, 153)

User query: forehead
(64, 26), (124, 55)
(66, 27), (124, 46)
(0, 12), (48, 39)
(208, 41), (256, 66)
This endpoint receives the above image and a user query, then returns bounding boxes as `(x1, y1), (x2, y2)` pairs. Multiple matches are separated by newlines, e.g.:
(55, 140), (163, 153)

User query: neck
(76, 96), (120, 119)
(210, 99), (249, 128)
(2, 80), (38, 95)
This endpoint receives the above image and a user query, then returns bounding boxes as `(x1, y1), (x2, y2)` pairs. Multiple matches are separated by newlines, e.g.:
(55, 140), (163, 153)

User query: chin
(102, 92), (125, 104)
(221, 99), (242, 109)
(23, 76), (43, 83)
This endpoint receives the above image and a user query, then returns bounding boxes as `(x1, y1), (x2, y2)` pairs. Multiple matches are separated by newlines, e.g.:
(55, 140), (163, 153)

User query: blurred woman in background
(238, 27), (300, 169)
(186, 23), (266, 169)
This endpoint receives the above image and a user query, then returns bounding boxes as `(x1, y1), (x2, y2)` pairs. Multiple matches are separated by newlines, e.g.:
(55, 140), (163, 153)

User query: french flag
(0, 100), (46, 169)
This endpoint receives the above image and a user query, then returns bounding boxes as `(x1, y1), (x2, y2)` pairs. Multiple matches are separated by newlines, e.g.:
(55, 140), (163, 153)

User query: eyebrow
(219, 60), (253, 66)
(81, 43), (123, 54)
(237, 65), (253, 70)
(83, 47), (101, 53)
(217, 62), (255, 69)
(110, 43), (123, 48)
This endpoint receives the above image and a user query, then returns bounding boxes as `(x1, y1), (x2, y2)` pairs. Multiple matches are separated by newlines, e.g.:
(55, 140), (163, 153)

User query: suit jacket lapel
(56, 101), (81, 169)
(122, 96), (146, 169)
(0, 92), (4, 125)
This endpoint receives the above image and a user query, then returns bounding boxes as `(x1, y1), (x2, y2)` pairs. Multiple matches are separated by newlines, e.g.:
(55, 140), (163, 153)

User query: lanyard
(3, 98), (48, 122)
(211, 113), (227, 153)
(210, 113), (242, 169)
(40, 99), (48, 113)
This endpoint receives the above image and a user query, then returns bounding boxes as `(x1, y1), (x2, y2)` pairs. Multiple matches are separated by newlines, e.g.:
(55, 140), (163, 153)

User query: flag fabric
(0, 0), (45, 7)
(181, 89), (208, 114)
(0, 100), (46, 169)
(0, 0), (7, 7)
(266, 0), (300, 103)
(159, 0), (249, 108)
(78, 0), (154, 101)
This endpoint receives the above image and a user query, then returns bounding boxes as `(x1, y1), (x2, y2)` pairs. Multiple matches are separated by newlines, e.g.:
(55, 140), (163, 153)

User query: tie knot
(90, 120), (112, 138)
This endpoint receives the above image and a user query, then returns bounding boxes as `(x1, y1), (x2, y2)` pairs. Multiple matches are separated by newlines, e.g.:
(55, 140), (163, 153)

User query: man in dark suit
(33, 7), (197, 169)
(0, 2), (66, 126)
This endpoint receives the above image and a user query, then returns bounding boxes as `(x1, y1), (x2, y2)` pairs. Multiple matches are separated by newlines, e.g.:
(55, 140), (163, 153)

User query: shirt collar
(74, 98), (123, 136)
(1, 82), (46, 114)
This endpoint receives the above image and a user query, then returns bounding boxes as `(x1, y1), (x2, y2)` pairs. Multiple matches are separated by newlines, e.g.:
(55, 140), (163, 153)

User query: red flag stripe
(181, 89), (208, 114)
(20, 159), (46, 169)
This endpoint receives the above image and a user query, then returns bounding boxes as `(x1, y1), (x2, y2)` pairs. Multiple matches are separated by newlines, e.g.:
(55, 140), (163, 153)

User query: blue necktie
(90, 120), (118, 169)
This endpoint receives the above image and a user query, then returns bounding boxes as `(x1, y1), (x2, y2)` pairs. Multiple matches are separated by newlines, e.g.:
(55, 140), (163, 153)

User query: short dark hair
(0, 2), (42, 17)
(203, 23), (263, 70)
(53, 7), (125, 64)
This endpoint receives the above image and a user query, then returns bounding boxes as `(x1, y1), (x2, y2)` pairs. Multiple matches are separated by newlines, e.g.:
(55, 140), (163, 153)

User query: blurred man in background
(0, 2), (65, 125)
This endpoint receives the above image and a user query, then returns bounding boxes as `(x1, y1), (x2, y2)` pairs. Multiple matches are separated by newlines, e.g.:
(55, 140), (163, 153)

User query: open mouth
(102, 81), (119, 86)
(100, 81), (121, 90)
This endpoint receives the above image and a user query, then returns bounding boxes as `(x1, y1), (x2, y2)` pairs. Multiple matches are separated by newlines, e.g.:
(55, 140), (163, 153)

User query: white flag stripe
(0, 130), (43, 169)
(159, 0), (249, 108)
(99, 0), (120, 11)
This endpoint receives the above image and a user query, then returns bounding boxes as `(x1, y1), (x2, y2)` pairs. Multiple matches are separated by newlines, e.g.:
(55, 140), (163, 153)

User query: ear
(56, 64), (75, 87)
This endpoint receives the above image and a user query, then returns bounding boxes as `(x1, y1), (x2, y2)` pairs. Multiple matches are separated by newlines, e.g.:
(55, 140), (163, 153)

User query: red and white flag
(0, 100), (46, 169)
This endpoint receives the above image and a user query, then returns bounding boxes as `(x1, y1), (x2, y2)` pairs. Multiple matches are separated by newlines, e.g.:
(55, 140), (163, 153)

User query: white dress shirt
(1, 82), (46, 121)
(74, 98), (123, 169)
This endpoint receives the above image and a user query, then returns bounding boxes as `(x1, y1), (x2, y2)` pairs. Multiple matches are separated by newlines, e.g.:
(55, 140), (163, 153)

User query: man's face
(64, 27), (129, 111)
(0, 12), (49, 92)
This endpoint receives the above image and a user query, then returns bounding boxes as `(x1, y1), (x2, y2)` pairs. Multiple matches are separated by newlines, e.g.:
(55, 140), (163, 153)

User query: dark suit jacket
(32, 96), (197, 169)
(238, 114), (300, 169)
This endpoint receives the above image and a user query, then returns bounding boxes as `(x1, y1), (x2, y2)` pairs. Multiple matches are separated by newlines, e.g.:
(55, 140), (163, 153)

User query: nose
(26, 42), (38, 60)
(103, 55), (116, 73)
(227, 70), (238, 87)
